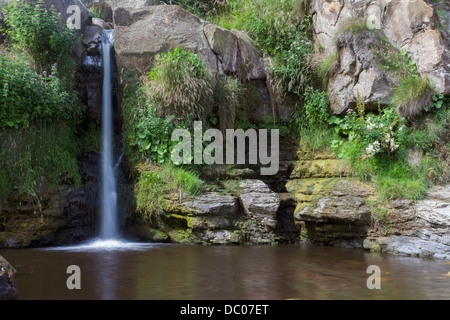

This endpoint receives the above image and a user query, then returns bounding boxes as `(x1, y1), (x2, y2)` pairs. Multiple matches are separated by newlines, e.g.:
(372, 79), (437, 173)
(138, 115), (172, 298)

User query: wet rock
(0, 255), (20, 300)
(173, 192), (239, 216)
(239, 179), (281, 229)
(365, 185), (450, 259)
(368, 236), (450, 260)
(83, 25), (103, 56)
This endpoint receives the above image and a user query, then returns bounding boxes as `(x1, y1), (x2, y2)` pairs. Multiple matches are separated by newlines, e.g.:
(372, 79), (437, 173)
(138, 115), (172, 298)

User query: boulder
(0, 255), (20, 300)
(114, 5), (218, 77)
(327, 31), (399, 113)
(92, 17), (114, 30)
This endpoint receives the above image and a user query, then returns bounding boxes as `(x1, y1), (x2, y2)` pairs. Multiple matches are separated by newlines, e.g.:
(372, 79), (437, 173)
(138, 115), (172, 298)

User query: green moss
(220, 180), (243, 197)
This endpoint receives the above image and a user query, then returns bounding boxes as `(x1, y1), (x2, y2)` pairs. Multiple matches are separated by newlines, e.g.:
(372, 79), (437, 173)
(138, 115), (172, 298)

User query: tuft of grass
(336, 17), (371, 36)
(391, 75), (435, 120)
(314, 51), (338, 88)
(215, 76), (242, 133)
(144, 47), (213, 122)
(135, 163), (204, 220)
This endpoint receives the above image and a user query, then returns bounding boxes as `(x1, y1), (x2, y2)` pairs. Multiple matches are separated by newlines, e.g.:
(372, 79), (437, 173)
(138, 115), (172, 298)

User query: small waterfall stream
(100, 29), (119, 240)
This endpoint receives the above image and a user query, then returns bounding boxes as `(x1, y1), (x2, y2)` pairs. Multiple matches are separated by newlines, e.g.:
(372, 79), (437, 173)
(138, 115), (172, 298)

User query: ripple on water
(41, 238), (159, 252)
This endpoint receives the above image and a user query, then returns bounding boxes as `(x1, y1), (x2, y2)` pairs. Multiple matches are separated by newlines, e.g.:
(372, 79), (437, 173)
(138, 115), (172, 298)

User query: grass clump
(391, 75), (435, 120)
(215, 76), (242, 133)
(145, 47), (213, 122)
(135, 163), (204, 220)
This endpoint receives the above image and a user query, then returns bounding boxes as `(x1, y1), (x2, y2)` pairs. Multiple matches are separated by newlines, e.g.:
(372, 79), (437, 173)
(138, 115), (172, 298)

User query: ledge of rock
(365, 185), (450, 259)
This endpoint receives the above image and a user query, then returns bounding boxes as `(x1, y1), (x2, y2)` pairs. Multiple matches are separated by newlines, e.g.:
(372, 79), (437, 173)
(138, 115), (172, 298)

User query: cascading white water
(100, 29), (119, 239)
(53, 30), (156, 250)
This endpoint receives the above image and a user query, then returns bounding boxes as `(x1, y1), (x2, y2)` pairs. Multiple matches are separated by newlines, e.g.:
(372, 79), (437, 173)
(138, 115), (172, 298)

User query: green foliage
(332, 103), (407, 161)
(272, 32), (315, 95)
(135, 163), (203, 219)
(378, 48), (418, 78)
(215, 76), (242, 133)
(337, 18), (371, 35)
(0, 52), (82, 128)
(391, 75), (435, 119)
(331, 99), (449, 200)
(145, 47), (213, 122)
(315, 51), (338, 87)
(293, 88), (340, 154)
(122, 79), (177, 164)
(0, 123), (81, 205)
(3, 0), (80, 69)
(211, 0), (315, 95)
(297, 88), (330, 130)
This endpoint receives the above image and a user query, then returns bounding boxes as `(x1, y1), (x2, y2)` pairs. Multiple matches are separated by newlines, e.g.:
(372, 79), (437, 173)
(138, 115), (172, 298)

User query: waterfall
(100, 29), (119, 240)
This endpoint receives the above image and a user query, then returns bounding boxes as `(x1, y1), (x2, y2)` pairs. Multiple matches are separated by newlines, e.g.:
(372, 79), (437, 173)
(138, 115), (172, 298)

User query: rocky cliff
(312, 0), (449, 114)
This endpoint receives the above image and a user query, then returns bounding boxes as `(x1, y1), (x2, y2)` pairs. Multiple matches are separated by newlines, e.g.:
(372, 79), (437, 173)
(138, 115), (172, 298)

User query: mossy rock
(290, 160), (351, 179)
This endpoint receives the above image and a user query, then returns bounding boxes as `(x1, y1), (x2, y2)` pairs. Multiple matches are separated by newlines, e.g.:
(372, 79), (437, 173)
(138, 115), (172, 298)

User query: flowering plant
(330, 104), (408, 160)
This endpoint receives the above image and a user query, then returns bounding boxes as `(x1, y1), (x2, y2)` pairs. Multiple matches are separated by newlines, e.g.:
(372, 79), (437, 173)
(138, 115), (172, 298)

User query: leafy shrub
(3, 0), (80, 69)
(296, 88), (330, 130)
(122, 80), (176, 164)
(145, 47), (213, 122)
(331, 102), (408, 161)
(272, 33), (315, 95)
(0, 52), (81, 128)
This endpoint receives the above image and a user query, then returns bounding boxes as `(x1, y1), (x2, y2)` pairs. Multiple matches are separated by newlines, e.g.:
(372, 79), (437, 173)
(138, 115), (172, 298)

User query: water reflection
(1, 244), (449, 300)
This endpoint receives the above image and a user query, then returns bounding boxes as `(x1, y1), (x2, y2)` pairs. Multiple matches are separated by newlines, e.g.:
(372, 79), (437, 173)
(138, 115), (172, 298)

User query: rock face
(312, 0), (450, 114)
(0, 153), (100, 249)
(127, 178), (297, 245)
(0, 256), (20, 300)
(365, 185), (450, 259)
(286, 155), (375, 248)
(113, 5), (273, 123)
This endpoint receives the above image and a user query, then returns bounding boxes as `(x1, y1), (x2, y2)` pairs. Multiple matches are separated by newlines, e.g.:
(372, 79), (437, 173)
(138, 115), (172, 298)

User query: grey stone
(239, 179), (280, 229)
(113, 5), (218, 78)
(179, 192), (239, 216)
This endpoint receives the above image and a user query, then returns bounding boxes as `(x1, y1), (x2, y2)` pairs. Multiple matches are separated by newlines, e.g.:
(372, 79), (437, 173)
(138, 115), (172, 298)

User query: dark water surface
(2, 243), (450, 300)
